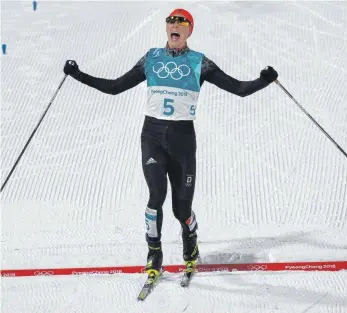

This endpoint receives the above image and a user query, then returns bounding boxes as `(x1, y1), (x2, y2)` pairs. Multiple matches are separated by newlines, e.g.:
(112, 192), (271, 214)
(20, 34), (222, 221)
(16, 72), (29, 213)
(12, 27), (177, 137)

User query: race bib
(145, 86), (199, 120)
(144, 49), (203, 121)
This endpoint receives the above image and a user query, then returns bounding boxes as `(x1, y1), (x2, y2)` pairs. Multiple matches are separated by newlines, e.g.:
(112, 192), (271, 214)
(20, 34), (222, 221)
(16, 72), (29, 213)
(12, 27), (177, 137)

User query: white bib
(145, 86), (199, 120)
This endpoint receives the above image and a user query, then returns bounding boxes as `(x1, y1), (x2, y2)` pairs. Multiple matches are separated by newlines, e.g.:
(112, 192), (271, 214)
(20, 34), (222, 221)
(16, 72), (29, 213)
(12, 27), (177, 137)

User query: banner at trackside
(1, 261), (347, 277)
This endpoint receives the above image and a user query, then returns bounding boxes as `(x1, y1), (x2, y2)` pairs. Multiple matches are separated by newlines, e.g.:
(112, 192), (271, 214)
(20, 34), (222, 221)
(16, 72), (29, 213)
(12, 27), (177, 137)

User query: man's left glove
(260, 66), (278, 83)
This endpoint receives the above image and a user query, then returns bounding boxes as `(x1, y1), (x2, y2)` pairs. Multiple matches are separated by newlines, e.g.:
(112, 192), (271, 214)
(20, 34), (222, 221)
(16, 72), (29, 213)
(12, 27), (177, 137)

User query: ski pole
(275, 79), (347, 159)
(1, 74), (68, 193)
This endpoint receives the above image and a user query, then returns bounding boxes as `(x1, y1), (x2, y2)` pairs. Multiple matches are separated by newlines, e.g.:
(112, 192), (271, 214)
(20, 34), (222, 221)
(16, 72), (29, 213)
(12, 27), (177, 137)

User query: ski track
(1, 1), (347, 312)
(2, 273), (347, 313)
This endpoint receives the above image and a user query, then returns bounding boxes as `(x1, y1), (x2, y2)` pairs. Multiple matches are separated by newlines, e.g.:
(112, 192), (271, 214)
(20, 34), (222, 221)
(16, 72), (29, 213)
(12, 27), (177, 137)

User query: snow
(1, 1), (347, 312)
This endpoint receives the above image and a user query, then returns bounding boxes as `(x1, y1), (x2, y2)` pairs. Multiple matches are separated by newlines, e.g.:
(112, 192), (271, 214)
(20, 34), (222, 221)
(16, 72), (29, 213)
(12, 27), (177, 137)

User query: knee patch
(184, 211), (197, 232)
(145, 207), (161, 240)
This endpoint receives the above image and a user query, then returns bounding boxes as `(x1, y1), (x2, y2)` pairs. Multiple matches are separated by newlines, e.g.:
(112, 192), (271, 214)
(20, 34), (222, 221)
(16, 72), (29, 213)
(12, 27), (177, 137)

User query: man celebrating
(63, 8), (278, 282)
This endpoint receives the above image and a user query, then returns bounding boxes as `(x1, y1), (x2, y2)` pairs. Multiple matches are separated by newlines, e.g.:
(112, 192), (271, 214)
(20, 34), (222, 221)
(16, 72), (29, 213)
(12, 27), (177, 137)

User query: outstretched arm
(200, 56), (277, 97)
(64, 54), (147, 95)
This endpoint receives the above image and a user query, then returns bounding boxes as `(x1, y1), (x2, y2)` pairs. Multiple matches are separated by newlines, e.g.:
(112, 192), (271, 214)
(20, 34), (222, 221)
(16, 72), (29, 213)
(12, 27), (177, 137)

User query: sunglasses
(166, 16), (190, 27)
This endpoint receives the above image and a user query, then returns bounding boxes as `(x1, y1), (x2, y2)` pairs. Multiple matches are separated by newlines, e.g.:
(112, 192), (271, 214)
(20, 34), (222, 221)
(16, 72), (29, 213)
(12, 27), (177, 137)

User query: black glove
(63, 60), (80, 77)
(260, 66), (278, 83)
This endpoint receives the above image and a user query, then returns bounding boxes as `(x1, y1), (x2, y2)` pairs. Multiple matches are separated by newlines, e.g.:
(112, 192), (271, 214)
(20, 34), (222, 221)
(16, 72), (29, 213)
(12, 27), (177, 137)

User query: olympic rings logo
(246, 265), (267, 271)
(152, 61), (190, 80)
(34, 271), (54, 276)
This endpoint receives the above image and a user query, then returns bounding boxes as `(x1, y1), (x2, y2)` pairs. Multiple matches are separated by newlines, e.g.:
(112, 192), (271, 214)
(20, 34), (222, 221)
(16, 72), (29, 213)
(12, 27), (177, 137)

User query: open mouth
(171, 32), (180, 40)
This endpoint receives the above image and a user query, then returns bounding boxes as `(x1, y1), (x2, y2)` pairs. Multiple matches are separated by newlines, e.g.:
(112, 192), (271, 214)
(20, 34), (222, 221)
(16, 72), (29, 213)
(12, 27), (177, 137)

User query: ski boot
(138, 243), (163, 301)
(181, 231), (200, 287)
(145, 242), (163, 276)
(183, 230), (200, 265)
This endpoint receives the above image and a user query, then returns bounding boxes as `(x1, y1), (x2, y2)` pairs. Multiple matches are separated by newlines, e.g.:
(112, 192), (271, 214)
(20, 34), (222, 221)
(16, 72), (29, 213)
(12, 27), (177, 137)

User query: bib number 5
(163, 98), (174, 116)
(190, 105), (196, 116)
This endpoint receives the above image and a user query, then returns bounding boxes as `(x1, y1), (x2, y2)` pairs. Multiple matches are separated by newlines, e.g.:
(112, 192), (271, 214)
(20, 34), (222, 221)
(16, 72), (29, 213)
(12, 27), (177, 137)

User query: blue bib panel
(145, 48), (203, 92)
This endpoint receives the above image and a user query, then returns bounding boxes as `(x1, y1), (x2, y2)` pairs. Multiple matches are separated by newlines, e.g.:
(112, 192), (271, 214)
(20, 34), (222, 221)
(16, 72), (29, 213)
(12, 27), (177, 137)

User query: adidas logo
(146, 157), (157, 165)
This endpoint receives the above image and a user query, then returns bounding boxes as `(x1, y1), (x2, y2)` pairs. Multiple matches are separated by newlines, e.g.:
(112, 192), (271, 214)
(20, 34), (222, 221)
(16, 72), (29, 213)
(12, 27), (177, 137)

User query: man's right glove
(63, 60), (80, 77)
(260, 66), (278, 83)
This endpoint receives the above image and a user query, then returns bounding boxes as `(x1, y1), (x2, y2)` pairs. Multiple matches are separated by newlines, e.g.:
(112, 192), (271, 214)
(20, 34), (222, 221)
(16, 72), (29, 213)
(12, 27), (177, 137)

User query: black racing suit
(69, 46), (270, 245)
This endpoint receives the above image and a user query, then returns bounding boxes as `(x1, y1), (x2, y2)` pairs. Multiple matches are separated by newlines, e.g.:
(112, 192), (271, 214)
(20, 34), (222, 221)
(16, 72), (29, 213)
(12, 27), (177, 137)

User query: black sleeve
(71, 54), (147, 95)
(200, 56), (270, 97)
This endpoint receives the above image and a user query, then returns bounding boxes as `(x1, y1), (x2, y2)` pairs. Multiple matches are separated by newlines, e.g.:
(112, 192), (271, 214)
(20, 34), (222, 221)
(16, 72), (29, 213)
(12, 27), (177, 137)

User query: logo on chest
(152, 61), (191, 80)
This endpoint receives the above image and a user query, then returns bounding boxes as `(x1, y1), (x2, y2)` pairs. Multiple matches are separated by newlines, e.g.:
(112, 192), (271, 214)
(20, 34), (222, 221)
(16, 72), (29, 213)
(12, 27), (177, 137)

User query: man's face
(166, 15), (190, 49)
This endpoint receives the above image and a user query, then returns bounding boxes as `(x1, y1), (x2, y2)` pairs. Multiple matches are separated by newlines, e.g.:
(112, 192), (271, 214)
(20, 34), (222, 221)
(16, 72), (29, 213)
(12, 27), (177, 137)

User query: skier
(63, 8), (278, 278)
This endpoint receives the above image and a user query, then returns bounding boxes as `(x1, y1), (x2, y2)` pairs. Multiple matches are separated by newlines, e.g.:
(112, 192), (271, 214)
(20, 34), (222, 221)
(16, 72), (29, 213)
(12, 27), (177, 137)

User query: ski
(180, 262), (197, 287)
(137, 270), (162, 301)
(180, 270), (194, 287)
